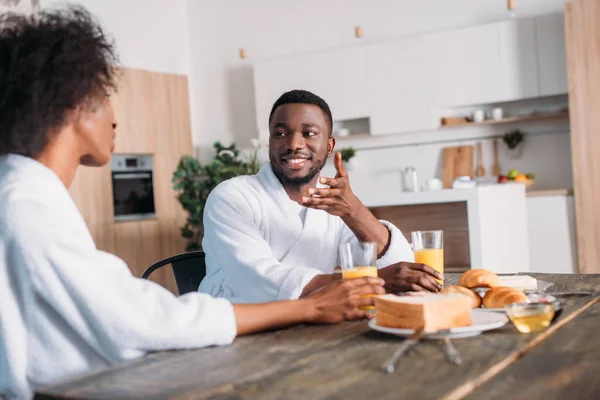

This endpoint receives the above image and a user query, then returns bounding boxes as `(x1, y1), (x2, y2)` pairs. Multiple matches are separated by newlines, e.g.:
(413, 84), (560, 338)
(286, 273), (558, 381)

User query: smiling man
(200, 90), (442, 303)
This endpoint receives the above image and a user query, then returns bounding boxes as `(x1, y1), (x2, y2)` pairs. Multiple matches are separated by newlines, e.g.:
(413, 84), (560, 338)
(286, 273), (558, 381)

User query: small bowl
(504, 302), (556, 333)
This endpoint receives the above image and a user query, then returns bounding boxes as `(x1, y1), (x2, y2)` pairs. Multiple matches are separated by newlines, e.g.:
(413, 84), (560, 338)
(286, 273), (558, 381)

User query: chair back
(142, 251), (206, 295)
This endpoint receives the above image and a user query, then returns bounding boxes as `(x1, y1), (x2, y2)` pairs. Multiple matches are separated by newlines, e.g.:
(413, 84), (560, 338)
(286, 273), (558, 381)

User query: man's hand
(307, 277), (386, 323)
(378, 262), (443, 293)
(300, 152), (360, 217)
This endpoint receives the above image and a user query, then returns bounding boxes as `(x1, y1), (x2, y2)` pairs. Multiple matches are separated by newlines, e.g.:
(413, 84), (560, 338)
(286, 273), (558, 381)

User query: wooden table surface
(36, 274), (600, 400)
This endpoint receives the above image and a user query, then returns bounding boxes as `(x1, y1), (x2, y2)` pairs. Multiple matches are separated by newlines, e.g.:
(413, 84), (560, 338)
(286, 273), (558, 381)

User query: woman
(0, 7), (384, 399)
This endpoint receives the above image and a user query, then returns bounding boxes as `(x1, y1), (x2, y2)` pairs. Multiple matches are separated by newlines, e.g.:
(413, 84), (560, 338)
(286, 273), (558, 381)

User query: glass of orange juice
(339, 242), (378, 311)
(411, 230), (444, 284)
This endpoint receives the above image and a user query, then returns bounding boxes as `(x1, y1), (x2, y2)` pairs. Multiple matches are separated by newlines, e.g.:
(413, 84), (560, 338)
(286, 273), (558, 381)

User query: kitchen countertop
(361, 183), (525, 208)
(526, 189), (574, 197)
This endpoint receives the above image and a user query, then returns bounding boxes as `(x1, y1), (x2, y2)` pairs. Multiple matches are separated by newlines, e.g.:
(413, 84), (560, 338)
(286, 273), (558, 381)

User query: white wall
(187, 0), (570, 161)
(41, 0), (192, 75)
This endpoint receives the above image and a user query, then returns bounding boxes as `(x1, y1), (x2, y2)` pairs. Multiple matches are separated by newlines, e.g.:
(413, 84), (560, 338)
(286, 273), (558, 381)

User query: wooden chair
(142, 251), (206, 295)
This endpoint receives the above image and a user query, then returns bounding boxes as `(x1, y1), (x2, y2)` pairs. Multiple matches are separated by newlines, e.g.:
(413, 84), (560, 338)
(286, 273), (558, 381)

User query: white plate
(368, 309), (508, 340)
(480, 307), (506, 313)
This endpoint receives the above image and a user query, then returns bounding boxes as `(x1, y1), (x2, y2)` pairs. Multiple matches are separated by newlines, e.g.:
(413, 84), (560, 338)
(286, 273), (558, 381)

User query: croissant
(458, 269), (500, 289)
(482, 287), (528, 309)
(441, 285), (482, 308)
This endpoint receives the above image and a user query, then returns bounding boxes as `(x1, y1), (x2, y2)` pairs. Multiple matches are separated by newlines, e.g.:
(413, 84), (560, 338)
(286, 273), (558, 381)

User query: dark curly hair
(0, 6), (118, 157)
(268, 90), (333, 136)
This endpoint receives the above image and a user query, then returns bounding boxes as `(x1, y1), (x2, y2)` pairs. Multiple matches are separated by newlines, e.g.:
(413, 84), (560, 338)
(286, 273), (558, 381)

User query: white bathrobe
(0, 155), (237, 400)
(199, 162), (414, 303)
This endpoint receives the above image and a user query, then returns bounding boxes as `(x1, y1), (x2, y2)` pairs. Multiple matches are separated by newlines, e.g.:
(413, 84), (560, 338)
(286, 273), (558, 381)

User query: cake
(375, 294), (472, 331)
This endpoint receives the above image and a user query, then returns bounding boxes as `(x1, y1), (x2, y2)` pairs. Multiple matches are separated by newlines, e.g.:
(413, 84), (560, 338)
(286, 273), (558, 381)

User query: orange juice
(414, 248), (444, 283)
(342, 266), (378, 310)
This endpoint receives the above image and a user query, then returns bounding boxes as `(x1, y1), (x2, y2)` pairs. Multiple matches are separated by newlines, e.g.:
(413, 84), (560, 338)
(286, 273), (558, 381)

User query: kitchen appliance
(110, 154), (156, 221)
(404, 167), (419, 192)
(442, 145), (474, 189)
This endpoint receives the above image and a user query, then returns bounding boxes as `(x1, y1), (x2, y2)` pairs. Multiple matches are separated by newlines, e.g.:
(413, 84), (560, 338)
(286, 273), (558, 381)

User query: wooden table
(36, 274), (600, 400)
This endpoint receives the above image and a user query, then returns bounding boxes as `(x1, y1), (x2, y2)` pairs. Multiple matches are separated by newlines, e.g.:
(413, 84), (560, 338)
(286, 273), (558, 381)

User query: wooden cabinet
(253, 46), (370, 134)
(565, 0), (600, 273)
(536, 13), (568, 97)
(367, 36), (434, 135)
(498, 19), (540, 101)
(69, 68), (193, 294)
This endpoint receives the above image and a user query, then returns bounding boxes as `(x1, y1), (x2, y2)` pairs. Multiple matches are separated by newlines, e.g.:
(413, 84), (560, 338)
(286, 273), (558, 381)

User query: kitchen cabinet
(430, 23), (505, 108)
(463, 23), (505, 105)
(253, 46), (370, 135)
(252, 14), (568, 138)
(536, 13), (568, 97)
(527, 195), (577, 273)
(367, 36), (434, 135)
(498, 19), (540, 101)
(431, 20), (539, 107)
(429, 28), (469, 108)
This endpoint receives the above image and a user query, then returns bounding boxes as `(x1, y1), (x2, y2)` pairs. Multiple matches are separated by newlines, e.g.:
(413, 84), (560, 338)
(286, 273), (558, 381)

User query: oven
(110, 154), (156, 221)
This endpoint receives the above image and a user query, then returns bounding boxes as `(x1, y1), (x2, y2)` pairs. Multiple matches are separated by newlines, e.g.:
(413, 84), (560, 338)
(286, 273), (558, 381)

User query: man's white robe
(199, 163), (414, 303)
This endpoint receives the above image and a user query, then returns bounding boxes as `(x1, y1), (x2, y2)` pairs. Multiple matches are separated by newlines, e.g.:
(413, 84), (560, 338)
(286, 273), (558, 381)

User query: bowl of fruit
(498, 169), (535, 189)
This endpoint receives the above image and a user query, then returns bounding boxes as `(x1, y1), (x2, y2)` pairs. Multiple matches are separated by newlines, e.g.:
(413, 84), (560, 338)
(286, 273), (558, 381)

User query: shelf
(334, 133), (371, 141)
(440, 110), (569, 129)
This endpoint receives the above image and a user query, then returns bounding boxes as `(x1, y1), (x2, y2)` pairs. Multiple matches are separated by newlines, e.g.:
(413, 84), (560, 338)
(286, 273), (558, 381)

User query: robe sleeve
(9, 199), (238, 360)
(338, 219), (415, 268)
(202, 185), (322, 303)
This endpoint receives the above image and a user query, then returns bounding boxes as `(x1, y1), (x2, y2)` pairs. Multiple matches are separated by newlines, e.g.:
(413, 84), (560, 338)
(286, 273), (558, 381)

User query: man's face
(76, 92), (117, 167)
(269, 103), (334, 187)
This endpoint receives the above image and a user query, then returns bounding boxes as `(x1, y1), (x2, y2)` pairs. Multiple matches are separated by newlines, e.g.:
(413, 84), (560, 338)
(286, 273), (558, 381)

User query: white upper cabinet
(462, 23), (505, 105)
(498, 18), (540, 101)
(429, 29), (469, 108)
(535, 13), (568, 96)
(367, 36), (435, 135)
(252, 14), (569, 139)
(253, 47), (370, 134)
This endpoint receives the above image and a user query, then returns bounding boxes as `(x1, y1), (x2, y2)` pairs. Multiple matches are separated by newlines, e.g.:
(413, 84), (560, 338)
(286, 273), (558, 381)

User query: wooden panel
(69, 67), (192, 293)
(69, 164), (117, 253)
(111, 69), (157, 154)
(442, 145), (474, 189)
(565, 0), (600, 273)
(370, 202), (470, 272)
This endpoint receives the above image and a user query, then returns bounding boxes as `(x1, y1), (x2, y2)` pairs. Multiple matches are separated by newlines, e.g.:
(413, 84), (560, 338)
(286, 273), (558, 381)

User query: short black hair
(0, 6), (118, 157)
(268, 90), (333, 136)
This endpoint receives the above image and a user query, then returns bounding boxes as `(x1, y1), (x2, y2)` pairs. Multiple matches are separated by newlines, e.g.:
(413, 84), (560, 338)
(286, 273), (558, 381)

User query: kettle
(404, 167), (419, 192)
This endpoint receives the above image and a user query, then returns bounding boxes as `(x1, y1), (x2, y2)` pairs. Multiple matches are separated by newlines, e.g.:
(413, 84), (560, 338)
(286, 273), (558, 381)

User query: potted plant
(502, 129), (525, 159)
(172, 141), (263, 251)
(339, 147), (356, 170)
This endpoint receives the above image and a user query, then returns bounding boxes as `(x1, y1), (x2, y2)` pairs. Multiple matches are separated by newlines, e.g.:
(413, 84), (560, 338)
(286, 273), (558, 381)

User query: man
(0, 8), (385, 399)
(200, 90), (442, 303)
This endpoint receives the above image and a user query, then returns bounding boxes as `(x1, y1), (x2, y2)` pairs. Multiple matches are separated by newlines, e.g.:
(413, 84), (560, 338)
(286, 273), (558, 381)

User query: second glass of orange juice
(339, 242), (378, 310)
(411, 230), (444, 284)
